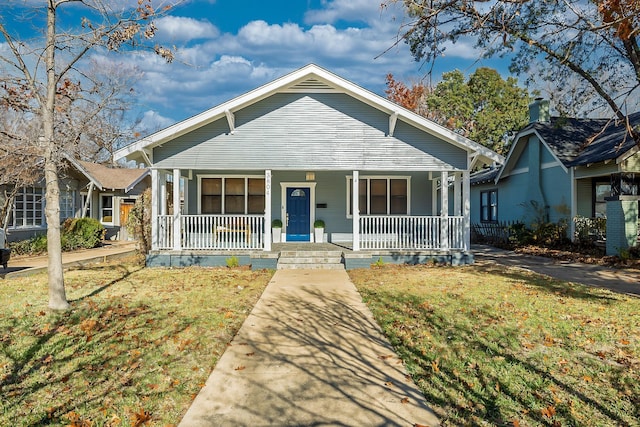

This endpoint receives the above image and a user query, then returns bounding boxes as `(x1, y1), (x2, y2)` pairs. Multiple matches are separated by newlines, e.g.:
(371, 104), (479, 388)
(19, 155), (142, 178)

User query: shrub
(61, 218), (105, 250)
(9, 234), (48, 256)
(126, 188), (151, 253)
(226, 256), (240, 268)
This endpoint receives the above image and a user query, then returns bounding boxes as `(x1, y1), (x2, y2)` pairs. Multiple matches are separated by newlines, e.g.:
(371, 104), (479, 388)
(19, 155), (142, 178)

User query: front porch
(146, 241), (474, 270)
(154, 213), (468, 252)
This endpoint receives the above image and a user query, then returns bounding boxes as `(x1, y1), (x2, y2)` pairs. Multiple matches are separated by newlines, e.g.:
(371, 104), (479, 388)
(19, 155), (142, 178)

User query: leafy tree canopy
(386, 67), (531, 154)
(387, 0), (640, 144)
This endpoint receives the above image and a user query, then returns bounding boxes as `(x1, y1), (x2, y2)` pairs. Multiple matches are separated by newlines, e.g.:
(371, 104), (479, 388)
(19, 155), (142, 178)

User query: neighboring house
(114, 64), (503, 268)
(3, 159), (149, 242)
(471, 99), (640, 255)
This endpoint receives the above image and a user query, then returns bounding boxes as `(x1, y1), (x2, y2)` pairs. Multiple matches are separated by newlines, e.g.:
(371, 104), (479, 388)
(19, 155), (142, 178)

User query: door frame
(280, 182), (316, 242)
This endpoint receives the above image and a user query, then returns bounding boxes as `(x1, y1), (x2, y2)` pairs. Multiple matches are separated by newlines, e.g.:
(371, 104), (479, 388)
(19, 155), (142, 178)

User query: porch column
(352, 170), (360, 251)
(160, 172), (167, 216)
(151, 169), (159, 250)
(432, 177), (438, 214)
(570, 169), (577, 241)
(441, 171), (449, 251)
(172, 169), (181, 251)
(454, 172), (462, 216)
(264, 170), (272, 251)
(463, 170), (470, 251)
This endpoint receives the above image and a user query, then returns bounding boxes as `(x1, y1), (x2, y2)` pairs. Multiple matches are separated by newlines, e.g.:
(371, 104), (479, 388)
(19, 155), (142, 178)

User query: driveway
(473, 244), (640, 297)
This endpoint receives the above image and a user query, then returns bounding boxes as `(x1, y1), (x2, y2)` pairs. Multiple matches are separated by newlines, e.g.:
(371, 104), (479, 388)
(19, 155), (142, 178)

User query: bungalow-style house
(471, 99), (640, 255)
(3, 159), (149, 242)
(114, 64), (503, 269)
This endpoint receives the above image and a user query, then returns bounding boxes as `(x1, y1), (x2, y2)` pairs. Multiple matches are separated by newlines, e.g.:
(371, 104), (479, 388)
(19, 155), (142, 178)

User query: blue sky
(2, 0), (512, 133)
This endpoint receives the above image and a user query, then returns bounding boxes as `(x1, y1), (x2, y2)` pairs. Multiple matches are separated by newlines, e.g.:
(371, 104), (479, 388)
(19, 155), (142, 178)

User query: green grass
(349, 263), (640, 426)
(0, 255), (273, 426)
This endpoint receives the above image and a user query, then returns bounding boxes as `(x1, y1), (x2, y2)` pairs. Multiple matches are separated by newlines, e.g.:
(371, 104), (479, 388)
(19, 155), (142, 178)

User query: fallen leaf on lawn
(378, 354), (393, 360)
(235, 365), (245, 371)
(401, 397), (410, 404)
(384, 381), (393, 387)
(583, 375), (592, 382)
(414, 424), (430, 427)
(512, 420), (521, 427)
(619, 339), (630, 345)
(541, 405), (556, 418)
(245, 352), (255, 356)
(131, 407), (152, 426)
(431, 360), (439, 372)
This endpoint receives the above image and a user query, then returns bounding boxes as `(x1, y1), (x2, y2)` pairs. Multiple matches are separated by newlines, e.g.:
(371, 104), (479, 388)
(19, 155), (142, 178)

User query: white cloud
(135, 109), (175, 134)
(155, 16), (219, 42)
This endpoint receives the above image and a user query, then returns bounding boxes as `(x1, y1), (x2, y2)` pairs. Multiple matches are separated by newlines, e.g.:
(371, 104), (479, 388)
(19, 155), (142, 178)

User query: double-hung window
(12, 187), (45, 227)
(101, 195), (114, 224)
(60, 190), (76, 220)
(347, 176), (409, 216)
(480, 190), (498, 223)
(200, 176), (265, 214)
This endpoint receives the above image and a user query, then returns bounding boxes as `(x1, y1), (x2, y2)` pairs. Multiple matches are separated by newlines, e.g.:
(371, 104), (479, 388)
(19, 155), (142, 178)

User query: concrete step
(277, 263), (345, 270)
(279, 250), (343, 257)
(276, 251), (345, 270)
(278, 256), (343, 264)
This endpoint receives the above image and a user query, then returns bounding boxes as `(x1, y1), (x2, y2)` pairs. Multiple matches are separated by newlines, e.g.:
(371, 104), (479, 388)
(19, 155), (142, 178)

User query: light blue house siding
(152, 93), (468, 171)
(184, 169), (434, 236)
(471, 134), (571, 227)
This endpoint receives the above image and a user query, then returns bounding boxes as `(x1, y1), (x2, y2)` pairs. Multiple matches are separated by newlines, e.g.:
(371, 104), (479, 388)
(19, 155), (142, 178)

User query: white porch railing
(157, 215), (265, 250)
(359, 215), (465, 250)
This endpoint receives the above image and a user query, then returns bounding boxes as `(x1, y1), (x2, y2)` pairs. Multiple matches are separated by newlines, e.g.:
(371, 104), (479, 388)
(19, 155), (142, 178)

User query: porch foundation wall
(146, 252), (278, 270)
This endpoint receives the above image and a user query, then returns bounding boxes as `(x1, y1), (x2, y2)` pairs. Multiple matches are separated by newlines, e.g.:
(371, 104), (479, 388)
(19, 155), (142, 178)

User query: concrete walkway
(0, 241), (138, 279)
(473, 244), (640, 297)
(178, 269), (440, 427)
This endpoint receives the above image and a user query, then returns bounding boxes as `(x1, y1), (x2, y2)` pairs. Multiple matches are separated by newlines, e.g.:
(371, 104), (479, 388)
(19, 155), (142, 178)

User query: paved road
(473, 244), (640, 297)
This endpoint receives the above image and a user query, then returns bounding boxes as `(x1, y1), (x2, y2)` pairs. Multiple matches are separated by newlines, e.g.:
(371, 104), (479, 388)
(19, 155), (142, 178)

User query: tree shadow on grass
(363, 288), (638, 426)
(472, 263), (621, 302)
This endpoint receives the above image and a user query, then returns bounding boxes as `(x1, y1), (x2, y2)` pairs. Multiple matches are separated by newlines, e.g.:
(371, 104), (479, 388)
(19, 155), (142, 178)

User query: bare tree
(387, 0), (640, 144)
(0, 0), (175, 310)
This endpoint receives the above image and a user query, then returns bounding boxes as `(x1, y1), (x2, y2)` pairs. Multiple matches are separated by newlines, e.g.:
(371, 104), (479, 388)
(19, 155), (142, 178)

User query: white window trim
(480, 189), (498, 223)
(60, 189), (76, 220)
(10, 187), (46, 229)
(100, 194), (115, 226)
(345, 175), (412, 218)
(197, 174), (265, 215)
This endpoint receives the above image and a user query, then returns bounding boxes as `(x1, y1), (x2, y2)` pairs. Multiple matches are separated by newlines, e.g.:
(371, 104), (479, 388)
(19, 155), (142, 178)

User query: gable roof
(517, 112), (640, 168)
(114, 64), (503, 167)
(70, 159), (149, 193)
(489, 111), (640, 184)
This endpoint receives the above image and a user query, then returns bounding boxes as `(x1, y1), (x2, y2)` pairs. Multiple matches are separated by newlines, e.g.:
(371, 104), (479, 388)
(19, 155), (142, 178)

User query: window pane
(390, 179), (407, 214)
(595, 184), (610, 202)
(202, 196), (221, 214)
(370, 179), (387, 214)
(225, 178), (244, 195)
(202, 178), (222, 195)
(248, 178), (265, 195)
(248, 179), (265, 214)
(248, 195), (265, 214)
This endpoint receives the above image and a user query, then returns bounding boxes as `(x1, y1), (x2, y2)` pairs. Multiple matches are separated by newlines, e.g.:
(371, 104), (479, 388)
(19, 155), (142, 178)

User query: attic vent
(288, 78), (335, 92)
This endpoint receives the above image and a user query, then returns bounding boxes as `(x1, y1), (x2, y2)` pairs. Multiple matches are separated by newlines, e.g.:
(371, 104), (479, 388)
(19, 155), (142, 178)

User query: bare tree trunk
(44, 0), (69, 310)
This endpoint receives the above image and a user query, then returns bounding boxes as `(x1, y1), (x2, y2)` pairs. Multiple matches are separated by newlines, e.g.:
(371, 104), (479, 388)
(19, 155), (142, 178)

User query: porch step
(277, 250), (344, 270)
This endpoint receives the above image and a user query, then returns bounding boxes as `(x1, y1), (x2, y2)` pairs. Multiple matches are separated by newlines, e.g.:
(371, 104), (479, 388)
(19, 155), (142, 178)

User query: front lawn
(0, 256), (273, 426)
(350, 263), (640, 426)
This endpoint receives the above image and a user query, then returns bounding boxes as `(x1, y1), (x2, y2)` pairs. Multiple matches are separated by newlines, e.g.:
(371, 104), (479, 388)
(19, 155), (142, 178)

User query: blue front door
(286, 187), (310, 241)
